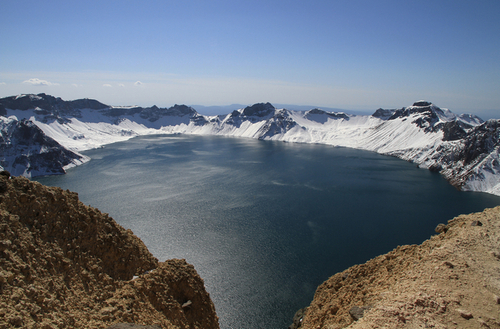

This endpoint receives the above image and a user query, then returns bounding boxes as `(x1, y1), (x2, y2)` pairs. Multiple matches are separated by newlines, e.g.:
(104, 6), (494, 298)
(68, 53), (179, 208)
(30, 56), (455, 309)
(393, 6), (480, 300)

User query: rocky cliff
(1, 174), (499, 329)
(0, 117), (88, 177)
(294, 206), (500, 329)
(0, 173), (219, 329)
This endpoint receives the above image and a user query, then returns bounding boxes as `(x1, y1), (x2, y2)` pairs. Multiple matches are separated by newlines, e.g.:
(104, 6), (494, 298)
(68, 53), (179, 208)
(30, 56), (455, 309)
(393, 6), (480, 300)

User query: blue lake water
(36, 134), (500, 329)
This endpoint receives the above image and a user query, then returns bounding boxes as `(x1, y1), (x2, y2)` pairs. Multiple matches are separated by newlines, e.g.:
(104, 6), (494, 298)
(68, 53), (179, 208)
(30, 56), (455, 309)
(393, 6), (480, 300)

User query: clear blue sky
(1, 0), (499, 118)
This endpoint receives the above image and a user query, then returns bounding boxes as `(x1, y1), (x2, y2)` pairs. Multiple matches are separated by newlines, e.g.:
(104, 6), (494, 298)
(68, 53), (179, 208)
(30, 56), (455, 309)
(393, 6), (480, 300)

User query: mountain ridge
(1, 93), (499, 195)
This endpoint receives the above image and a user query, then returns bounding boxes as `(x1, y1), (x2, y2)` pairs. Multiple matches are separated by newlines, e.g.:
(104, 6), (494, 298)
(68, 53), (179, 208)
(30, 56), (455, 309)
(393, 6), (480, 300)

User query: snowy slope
(1, 94), (498, 196)
(0, 116), (89, 177)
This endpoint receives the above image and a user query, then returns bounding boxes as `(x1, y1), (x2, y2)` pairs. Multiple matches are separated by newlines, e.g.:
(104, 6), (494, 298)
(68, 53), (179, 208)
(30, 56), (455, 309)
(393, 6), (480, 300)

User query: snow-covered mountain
(1, 94), (499, 196)
(0, 115), (89, 177)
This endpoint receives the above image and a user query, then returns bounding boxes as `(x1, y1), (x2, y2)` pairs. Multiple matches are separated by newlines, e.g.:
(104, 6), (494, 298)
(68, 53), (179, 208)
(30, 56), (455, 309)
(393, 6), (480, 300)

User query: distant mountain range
(190, 103), (362, 116)
(1, 93), (499, 196)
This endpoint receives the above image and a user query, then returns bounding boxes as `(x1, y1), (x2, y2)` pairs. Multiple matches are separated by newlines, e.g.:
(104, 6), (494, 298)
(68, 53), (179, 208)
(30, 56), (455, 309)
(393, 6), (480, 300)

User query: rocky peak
(0, 94), (109, 119)
(134, 104), (199, 122)
(372, 108), (396, 120)
(67, 98), (109, 110)
(306, 108), (349, 121)
(383, 101), (456, 132)
(169, 104), (197, 116)
(242, 102), (276, 117)
(306, 108), (327, 115)
(388, 101), (440, 120)
(412, 100), (433, 107)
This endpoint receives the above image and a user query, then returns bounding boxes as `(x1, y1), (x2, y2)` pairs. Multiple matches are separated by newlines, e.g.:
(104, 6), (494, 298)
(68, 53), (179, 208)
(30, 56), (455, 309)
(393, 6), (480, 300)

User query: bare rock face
(299, 206), (500, 329)
(0, 118), (88, 177)
(0, 174), (219, 329)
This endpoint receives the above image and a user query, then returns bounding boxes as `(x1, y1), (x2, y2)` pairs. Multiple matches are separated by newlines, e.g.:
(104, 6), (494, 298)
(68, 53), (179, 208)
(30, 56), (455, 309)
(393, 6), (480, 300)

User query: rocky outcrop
(135, 105), (199, 123)
(0, 117), (89, 177)
(415, 118), (500, 192)
(241, 102), (275, 117)
(0, 93), (108, 119)
(305, 108), (349, 121)
(0, 174), (219, 329)
(298, 206), (500, 329)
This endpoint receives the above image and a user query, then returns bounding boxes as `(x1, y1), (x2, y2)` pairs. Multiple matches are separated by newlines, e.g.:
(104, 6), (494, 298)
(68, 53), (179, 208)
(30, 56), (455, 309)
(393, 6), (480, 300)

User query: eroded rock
(349, 305), (372, 321)
(299, 206), (500, 329)
(0, 176), (219, 329)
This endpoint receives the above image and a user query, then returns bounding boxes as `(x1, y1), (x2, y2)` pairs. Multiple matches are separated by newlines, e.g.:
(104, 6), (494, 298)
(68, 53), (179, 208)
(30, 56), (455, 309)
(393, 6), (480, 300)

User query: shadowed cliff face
(0, 174), (219, 329)
(0, 118), (89, 177)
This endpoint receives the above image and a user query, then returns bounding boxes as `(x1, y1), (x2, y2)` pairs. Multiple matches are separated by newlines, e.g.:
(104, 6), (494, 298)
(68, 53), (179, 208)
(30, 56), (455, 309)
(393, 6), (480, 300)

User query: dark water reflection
(36, 134), (500, 329)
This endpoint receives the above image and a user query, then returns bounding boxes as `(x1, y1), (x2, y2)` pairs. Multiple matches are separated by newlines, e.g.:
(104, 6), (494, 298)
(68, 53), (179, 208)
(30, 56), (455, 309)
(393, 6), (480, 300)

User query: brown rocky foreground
(295, 206), (500, 329)
(0, 174), (219, 329)
(1, 173), (500, 329)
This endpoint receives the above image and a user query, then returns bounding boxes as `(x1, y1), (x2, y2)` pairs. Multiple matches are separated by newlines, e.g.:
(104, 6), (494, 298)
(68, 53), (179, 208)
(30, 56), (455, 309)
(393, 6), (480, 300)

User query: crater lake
(36, 134), (500, 329)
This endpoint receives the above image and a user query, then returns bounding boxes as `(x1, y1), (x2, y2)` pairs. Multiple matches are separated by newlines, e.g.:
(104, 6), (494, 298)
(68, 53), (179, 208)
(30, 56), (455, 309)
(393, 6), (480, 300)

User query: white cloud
(134, 81), (143, 86)
(22, 78), (58, 86)
(118, 83), (125, 87)
(0, 82), (6, 85)
(103, 84), (113, 87)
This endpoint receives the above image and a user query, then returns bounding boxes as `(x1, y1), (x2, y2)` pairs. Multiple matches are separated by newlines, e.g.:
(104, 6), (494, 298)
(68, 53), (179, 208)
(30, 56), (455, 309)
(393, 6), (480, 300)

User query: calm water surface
(36, 134), (500, 329)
